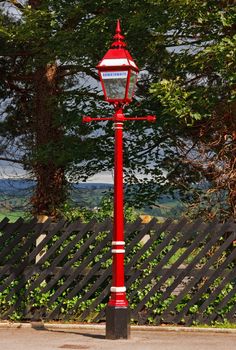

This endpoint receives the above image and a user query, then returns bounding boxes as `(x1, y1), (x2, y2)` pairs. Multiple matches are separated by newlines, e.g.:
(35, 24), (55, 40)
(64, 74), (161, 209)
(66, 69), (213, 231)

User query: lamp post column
(106, 106), (130, 339)
(82, 110), (156, 340)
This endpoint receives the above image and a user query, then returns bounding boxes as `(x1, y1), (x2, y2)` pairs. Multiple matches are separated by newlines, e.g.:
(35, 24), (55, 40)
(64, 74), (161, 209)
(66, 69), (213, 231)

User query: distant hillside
(0, 179), (35, 194)
(0, 179), (113, 194)
(0, 179), (184, 219)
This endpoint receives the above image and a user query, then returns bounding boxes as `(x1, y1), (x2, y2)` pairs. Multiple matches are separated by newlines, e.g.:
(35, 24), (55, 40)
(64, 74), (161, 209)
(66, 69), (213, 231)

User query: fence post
(35, 215), (48, 263)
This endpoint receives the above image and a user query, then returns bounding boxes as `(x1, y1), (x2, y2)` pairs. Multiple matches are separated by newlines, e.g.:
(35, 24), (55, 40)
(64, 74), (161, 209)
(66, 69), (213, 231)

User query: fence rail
(0, 216), (235, 325)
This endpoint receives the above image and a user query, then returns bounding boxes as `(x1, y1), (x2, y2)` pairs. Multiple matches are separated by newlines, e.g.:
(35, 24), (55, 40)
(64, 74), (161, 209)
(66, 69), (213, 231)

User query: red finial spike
(116, 19), (121, 34)
(112, 19), (126, 48)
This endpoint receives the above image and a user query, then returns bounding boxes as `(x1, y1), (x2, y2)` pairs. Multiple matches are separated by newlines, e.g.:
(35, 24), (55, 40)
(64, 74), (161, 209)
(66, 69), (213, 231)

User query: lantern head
(96, 20), (139, 105)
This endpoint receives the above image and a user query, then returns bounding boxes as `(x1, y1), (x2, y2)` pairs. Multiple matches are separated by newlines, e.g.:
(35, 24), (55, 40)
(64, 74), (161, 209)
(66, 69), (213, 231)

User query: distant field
(0, 201), (184, 222)
(0, 179), (184, 221)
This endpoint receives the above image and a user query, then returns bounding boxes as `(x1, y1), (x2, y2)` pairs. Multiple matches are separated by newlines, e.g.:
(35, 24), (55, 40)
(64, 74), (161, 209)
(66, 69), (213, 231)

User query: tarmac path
(0, 326), (236, 350)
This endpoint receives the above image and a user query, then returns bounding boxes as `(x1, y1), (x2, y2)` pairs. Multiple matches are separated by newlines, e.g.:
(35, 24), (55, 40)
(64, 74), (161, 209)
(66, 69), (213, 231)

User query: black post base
(106, 305), (130, 339)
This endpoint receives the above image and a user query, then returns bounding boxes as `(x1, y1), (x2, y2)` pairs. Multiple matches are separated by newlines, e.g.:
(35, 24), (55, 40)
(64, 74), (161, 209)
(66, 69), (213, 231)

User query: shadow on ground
(30, 322), (105, 340)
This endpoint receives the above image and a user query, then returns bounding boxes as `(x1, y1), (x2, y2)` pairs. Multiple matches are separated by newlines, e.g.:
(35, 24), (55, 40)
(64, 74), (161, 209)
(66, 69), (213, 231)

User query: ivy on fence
(0, 216), (236, 325)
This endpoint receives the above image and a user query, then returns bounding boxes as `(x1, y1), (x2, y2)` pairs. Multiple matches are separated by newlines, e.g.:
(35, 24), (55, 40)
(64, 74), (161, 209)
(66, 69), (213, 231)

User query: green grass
(0, 210), (25, 222)
(194, 322), (236, 329)
(167, 247), (202, 266)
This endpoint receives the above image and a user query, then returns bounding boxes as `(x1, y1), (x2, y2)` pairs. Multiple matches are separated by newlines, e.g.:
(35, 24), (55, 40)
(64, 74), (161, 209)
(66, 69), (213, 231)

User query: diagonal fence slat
(1, 219), (94, 318)
(4, 219), (56, 301)
(153, 220), (233, 323)
(35, 219), (101, 296)
(224, 286), (236, 321)
(90, 218), (198, 323)
(61, 218), (152, 322)
(137, 219), (212, 324)
(46, 219), (112, 319)
(197, 267), (236, 324)
(129, 218), (206, 320)
(124, 218), (182, 300)
(0, 218), (24, 249)
(0, 218), (10, 237)
(1, 219), (64, 317)
(177, 237), (236, 325)
(0, 218), (45, 284)
(0, 217), (235, 325)
(24, 220), (85, 295)
(79, 218), (158, 322)
(0, 219), (35, 264)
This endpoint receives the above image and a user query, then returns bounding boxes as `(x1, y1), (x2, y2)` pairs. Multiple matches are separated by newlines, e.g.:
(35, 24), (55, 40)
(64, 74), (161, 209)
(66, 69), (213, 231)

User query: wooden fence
(0, 216), (236, 325)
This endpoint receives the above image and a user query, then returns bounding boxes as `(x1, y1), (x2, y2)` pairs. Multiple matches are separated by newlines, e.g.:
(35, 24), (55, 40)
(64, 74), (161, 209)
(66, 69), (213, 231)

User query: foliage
(0, 1), (153, 216)
(0, 0), (190, 217)
(60, 194), (139, 222)
(0, 217), (236, 325)
(0, 0), (236, 220)
(0, 179), (185, 221)
(149, 0), (236, 219)
(0, 0), (105, 216)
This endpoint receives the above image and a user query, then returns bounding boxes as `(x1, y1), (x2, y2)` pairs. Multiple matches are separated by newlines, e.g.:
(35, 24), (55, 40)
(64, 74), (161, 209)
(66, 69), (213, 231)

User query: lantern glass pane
(128, 71), (138, 99)
(101, 71), (128, 99)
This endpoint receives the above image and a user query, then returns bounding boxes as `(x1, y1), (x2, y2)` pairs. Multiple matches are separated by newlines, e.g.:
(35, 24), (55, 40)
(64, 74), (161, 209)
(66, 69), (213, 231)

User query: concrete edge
(0, 322), (236, 334)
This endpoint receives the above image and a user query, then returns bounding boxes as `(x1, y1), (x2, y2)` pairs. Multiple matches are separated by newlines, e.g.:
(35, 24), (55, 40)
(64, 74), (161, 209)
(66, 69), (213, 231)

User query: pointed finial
(112, 19), (126, 48)
(116, 19), (121, 34)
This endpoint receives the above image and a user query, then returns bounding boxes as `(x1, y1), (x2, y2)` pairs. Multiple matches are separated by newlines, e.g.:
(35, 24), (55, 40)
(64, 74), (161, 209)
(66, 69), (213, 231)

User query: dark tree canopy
(149, 0), (236, 219)
(0, 0), (235, 219)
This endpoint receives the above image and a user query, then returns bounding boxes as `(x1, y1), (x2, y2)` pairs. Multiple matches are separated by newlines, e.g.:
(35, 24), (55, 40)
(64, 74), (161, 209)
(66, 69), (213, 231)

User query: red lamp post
(83, 20), (156, 339)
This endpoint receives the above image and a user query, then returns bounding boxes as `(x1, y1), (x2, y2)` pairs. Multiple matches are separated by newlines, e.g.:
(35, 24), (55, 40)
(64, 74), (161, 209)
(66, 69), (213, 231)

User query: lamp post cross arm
(82, 116), (114, 123)
(122, 115), (156, 122)
(83, 115), (156, 123)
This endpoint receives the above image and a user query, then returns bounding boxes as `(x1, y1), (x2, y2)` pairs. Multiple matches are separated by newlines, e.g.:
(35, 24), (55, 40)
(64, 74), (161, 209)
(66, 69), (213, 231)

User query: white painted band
(112, 241), (125, 245)
(98, 58), (138, 70)
(111, 249), (125, 253)
(110, 286), (126, 293)
(100, 58), (129, 66)
(99, 58), (137, 68)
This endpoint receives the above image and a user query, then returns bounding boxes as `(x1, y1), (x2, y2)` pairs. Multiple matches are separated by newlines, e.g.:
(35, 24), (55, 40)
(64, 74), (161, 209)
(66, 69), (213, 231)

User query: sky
(0, 159), (114, 183)
(86, 171), (113, 183)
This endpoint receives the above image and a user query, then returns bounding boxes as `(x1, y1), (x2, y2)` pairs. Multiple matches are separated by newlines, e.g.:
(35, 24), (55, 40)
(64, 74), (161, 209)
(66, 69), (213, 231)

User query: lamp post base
(106, 305), (130, 339)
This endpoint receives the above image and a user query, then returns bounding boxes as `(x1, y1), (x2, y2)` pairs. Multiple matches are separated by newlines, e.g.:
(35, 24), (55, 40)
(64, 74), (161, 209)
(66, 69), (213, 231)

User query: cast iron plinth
(106, 305), (130, 339)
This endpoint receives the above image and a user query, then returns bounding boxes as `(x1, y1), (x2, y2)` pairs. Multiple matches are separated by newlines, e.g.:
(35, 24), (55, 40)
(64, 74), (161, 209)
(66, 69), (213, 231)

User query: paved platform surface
(0, 326), (236, 350)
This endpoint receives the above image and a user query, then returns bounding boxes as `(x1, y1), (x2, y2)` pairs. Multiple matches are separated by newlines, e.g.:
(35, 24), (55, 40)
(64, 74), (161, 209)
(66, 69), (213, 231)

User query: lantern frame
(96, 20), (139, 105)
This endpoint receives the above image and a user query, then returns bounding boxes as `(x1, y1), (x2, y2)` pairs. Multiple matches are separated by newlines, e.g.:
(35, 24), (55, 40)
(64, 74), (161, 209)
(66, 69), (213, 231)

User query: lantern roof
(97, 20), (139, 72)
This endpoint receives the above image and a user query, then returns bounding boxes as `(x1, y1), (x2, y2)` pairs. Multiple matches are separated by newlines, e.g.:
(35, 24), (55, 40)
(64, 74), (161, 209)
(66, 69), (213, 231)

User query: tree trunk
(30, 63), (67, 218)
(31, 162), (67, 218)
